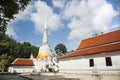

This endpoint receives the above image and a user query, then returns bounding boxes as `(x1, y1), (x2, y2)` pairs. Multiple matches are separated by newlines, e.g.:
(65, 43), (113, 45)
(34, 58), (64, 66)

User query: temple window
(105, 57), (112, 66)
(89, 59), (94, 67)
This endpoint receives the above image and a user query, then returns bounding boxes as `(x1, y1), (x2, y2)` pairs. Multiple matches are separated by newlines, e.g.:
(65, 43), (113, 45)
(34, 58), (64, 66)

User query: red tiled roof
(77, 29), (120, 50)
(59, 29), (120, 59)
(59, 42), (120, 59)
(11, 58), (34, 66)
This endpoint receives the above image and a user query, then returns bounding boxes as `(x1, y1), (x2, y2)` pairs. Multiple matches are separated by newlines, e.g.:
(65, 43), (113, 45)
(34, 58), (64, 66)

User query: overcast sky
(6, 0), (120, 52)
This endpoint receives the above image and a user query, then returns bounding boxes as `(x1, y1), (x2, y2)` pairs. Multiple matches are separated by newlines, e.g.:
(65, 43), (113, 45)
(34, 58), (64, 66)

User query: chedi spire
(36, 18), (51, 59)
(43, 17), (48, 44)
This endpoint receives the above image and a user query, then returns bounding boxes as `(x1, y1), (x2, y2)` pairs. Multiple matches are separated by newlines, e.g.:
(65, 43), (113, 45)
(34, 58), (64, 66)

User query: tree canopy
(0, 0), (30, 36)
(54, 43), (67, 56)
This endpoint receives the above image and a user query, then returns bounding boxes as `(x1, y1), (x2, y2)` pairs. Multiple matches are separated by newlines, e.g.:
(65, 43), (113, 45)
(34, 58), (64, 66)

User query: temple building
(8, 58), (34, 73)
(59, 29), (120, 75)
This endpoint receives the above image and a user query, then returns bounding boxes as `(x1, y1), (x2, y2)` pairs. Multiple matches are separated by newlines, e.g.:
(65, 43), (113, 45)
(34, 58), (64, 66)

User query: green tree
(0, 0), (30, 36)
(19, 42), (39, 58)
(54, 43), (67, 56)
(0, 35), (16, 55)
(0, 54), (13, 72)
(0, 35), (39, 60)
(29, 46), (39, 58)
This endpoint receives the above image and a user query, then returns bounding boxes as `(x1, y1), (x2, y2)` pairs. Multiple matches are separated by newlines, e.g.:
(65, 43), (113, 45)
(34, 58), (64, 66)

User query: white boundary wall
(59, 51), (120, 74)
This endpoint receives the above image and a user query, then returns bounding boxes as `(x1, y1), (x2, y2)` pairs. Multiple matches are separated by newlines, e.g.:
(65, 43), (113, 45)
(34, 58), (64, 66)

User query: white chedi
(34, 18), (59, 72)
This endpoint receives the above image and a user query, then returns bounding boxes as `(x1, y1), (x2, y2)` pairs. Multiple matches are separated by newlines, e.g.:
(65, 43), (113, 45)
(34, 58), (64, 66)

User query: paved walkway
(0, 73), (120, 80)
(0, 73), (80, 80)
(22, 73), (120, 80)
(23, 73), (80, 80)
(0, 74), (31, 80)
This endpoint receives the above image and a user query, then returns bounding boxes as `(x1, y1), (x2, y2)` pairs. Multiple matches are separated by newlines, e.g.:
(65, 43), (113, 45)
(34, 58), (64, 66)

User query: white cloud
(62, 0), (118, 41)
(93, 2), (118, 31)
(67, 17), (92, 40)
(14, 4), (33, 21)
(6, 21), (18, 39)
(31, 1), (63, 33)
(52, 0), (65, 9)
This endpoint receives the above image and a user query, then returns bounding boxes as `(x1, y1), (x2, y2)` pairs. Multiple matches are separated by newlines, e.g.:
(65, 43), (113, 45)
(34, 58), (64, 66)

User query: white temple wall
(59, 51), (120, 74)
(8, 66), (34, 73)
